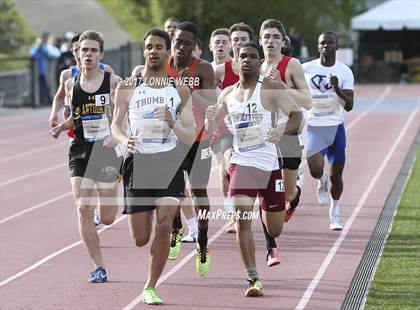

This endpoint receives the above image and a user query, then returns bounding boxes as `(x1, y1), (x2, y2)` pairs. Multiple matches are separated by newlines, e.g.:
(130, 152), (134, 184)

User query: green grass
(365, 149), (420, 310)
(97, 0), (159, 42)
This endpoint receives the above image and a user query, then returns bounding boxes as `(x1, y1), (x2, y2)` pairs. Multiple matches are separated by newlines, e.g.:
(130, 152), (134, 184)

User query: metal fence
(0, 42), (144, 108)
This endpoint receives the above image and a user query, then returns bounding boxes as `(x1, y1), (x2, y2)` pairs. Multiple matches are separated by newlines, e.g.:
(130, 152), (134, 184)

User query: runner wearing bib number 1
(302, 32), (354, 230)
(50, 30), (122, 283)
(206, 43), (301, 297)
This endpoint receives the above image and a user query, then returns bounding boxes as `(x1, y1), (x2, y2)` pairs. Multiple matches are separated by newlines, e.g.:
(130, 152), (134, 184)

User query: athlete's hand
(329, 75), (339, 89)
(266, 127), (282, 144)
(267, 68), (281, 82)
(103, 135), (119, 148)
(125, 129), (139, 153)
(206, 105), (216, 122)
(50, 124), (63, 139)
(49, 114), (58, 128)
(155, 106), (176, 129)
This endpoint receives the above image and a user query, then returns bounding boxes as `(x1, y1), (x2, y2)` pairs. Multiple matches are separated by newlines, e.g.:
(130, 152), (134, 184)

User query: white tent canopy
(351, 0), (420, 30)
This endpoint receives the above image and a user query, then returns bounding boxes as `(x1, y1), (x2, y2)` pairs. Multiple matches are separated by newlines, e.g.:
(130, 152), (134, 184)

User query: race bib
(95, 93), (110, 107)
(201, 147), (211, 160)
(143, 112), (169, 143)
(312, 95), (336, 117)
(81, 114), (110, 142)
(235, 121), (265, 152)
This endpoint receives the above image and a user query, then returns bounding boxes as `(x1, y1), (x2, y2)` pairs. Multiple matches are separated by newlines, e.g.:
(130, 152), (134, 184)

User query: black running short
(278, 134), (302, 171)
(122, 146), (186, 214)
(68, 140), (121, 183)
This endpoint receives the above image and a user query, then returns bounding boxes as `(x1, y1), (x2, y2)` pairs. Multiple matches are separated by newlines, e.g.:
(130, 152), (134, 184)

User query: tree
(0, 0), (35, 55)
(126, 0), (368, 57)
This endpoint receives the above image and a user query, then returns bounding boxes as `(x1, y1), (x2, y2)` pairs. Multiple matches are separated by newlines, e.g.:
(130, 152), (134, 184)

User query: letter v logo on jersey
(275, 179), (285, 192)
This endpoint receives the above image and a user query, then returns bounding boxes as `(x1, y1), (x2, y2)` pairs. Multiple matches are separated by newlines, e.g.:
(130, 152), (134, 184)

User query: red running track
(0, 84), (418, 309)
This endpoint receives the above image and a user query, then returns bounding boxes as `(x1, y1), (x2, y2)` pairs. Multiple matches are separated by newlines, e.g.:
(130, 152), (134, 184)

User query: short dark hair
(177, 21), (199, 40)
(79, 30), (104, 52)
(320, 31), (338, 44)
(260, 19), (286, 41)
(240, 42), (263, 59)
(210, 28), (229, 39)
(229, 22), (254, 41)
(143, 28), (171, 50)
(71, 33), (81, 45)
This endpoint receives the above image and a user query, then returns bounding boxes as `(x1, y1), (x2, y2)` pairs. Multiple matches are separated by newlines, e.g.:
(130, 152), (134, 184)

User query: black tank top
(71, 71), (112, 142)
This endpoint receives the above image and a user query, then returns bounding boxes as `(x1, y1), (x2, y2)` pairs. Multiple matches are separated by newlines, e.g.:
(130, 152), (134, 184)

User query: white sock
(329, 197), (340, 219)
(186, 217), (198, 236)
(320, 170), (328, 184)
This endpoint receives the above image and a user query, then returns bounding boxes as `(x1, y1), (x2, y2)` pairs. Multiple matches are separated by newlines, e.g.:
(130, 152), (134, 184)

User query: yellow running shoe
(168, 227), (184, 260)
(142, 287), (163, 305)
(196, 246), (211, 277)
(244, 279), (263, 297)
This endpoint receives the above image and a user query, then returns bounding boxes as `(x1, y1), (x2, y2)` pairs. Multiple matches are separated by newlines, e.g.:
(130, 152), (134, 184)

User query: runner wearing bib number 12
(50, 30), (123, 283)
(302, 32), (354, 231)
(206, 43), (301, 297)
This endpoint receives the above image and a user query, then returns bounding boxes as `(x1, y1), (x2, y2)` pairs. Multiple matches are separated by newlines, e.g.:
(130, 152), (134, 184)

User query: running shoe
(296, 169), (305, 188)
(330, 214), (343, 230)
(142, 287), (163, 305)
(181, 231), (197, 243)
(317, 171), (330, 205)
(168, 227), (184, 260)
(244, 278), (263, 297)
(88, 266), (107, 283)
(266, 247), (281, 267)
(196, 246), (211, 277)
(284, 185), (301, 223)
(94, 209), (101, 226)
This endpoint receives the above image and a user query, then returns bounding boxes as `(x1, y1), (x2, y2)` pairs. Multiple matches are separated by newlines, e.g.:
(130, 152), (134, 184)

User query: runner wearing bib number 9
(49, 30), (123, 283)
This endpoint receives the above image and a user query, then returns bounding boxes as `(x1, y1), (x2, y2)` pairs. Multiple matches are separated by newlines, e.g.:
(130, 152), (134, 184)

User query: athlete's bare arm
(213, 62), (225, 88)
(330, 75), (354, 111)
(49, 68), (71, 127)
(287, 59), (312, 110)
(50, 79), (75, 138)
(173, 85), (196, 145)
(190, 61), (217, 109)
(263, 78), (302, 135)
(111, 78), (137, 152)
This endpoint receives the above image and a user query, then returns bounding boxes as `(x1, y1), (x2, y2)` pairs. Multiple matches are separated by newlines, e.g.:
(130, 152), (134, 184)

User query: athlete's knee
(267, 224), (283, 238)
(77, 204), (91, 219)
(155, 218), (172, 238)
(309, 168), (323, 179)
(100, 215), (115, 226)
(132, 234), (150, 247)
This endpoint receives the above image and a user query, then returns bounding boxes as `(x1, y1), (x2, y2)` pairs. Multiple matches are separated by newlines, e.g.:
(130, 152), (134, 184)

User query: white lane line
(295, 108), (419, 310)
(0, 163), (66, 187)
(0, 142), (67, 163)
(0, 192), (72, 224)
(0, 214), (127, 287)
(346, 85), (392, 131)
(123, 221), (231, 310)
